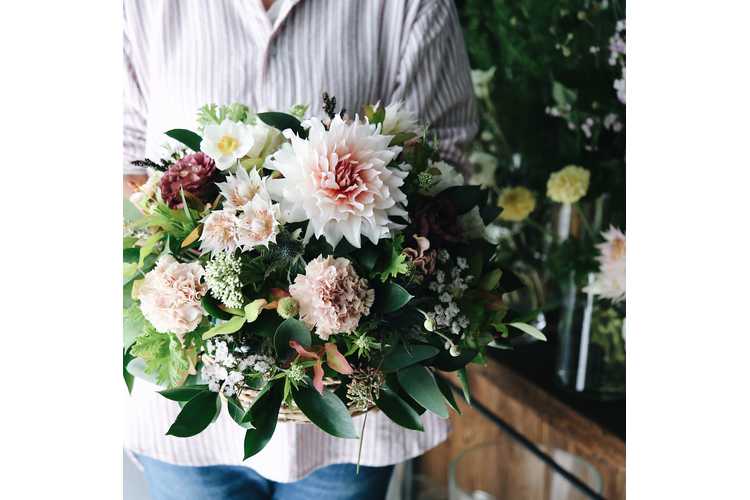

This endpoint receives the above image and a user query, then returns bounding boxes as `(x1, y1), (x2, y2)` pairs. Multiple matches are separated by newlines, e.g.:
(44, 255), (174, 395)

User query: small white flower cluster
(205, 252), (244, 309)
(426, 254), (471, 336)
(202, 339), (274, 397)
(609, 20), (626, 105)
(603, 113), (623, 133)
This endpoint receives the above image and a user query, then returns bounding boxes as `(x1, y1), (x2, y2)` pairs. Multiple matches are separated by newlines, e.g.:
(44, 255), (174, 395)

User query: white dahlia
(201, 119), (257, 170)
(267, 115), (408, 248)
(216, 167), (268, 211)
(137, 255), (207, 335)
(236, 194), (281, 250)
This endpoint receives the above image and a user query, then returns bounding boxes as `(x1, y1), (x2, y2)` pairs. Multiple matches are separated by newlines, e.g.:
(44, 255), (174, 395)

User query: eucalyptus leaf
(202, 316), (246, 340)
(376, 386), (424, 431)
(165, 129), (203, 152)
(166, 390), (221, 437)
(291, 386), (358, 438)
(508, 322), (547, 341)
(456, 367), (471, 406)
(381, 344), (439, 372)
(243, 381), (284, 458)
(396, 365), (448, 418)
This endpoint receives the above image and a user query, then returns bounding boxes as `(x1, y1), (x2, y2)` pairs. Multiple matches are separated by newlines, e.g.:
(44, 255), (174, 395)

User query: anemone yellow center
(217, 135), (239, 155)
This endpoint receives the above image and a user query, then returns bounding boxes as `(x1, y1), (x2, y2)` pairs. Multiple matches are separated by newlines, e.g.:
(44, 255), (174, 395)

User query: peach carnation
(289, 256), (374, 340)
(137, 255), (207, 335)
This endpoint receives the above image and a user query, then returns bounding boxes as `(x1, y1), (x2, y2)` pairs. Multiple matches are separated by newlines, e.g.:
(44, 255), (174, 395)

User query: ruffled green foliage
(130, 325), (193, 388)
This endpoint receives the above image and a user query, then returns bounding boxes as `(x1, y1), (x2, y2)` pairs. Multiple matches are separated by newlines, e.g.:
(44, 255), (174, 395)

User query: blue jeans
(135, 454), (394, 500)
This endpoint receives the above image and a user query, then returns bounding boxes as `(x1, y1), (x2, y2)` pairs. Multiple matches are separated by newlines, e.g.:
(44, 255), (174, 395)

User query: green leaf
(124, 198), (143, 224)
(373, 233), (408, 282)
(374, 282), (413, 314)
(375, 386), (424, 431)
(552, 80), (577, 107)
(227, 396), (254, 429)
(385, 374), (425, 415)
(249, 310), (282, 338)
(257, 112), (306, 137)
(396, 365), (448, 418)
(508, 322), (547, 341)
(291, 386), (358, 438)
(202, 316), (246, 340)
(438, 185), (483, 215)
(381, 344), (440, 372)
(243, 381), (284, 458)
(165, 129), (203, 152)
(456, 367), (471, 406)
(430, 348), (477, 372)
(244, 299), (267, 323)
(497, 267), (525, 293)
(273, 318), (312, 357)
(130, 328), (192, 388)
(159, 384), (209, 402)
(201, 295), (233, 320)
(356, 244), (380, 272)
(123, 348), (135, 394)
(166, 390), (221, 437)
(123, 247), (140, 264)
(138, 231), (164, 267)
(435, 375), (461, 415)
(123, 303), (146, 349)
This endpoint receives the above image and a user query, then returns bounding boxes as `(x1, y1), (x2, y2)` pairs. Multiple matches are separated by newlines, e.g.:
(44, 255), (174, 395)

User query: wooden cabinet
(416, 360), (625, 499)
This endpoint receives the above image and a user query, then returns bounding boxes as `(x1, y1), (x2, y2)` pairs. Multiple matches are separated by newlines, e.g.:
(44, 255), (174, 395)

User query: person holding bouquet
(124, 1), (477, 499)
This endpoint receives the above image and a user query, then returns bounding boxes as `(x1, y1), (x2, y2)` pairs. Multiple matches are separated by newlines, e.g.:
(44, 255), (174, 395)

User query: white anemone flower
(420, 160), (465, 196)
(236, 194), (281, 251)
(267, 115), (408, 248)
(201, 119), (256, 170)
(215, 167), (268, 211)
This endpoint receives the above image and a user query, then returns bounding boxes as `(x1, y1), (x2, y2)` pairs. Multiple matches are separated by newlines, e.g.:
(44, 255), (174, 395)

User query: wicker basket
(203, 355), (373, 423)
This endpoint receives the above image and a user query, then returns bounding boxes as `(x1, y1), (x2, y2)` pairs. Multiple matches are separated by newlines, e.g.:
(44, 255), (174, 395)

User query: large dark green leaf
(165, 129), (203, 152)
(123, 349), (135, 394)
(381, 344), (440, 372)
(274, 318), (312, 357)
(435, 375), (461, 415)
(243, 381), (284, 459)
(201, 295), (233, 320)
(385, 374), (425, 415)
(227, 397), (253, 429)
(166, 390), (221, 437)
(257, 112), (306, 137)
(291, 386), (358, 439)
(376, 386), (424, 431)
(374, 282), (413, 314)
(498, 267), (525, 293)
(123, 247), (140, 263)
(396, 365), (448, 418)
(202, 316), (246, 340)
(456, 367), (471, 406)
(430, 348), (477, 372)
(438, 185), (483, 214)
(158, 384), (209, 402)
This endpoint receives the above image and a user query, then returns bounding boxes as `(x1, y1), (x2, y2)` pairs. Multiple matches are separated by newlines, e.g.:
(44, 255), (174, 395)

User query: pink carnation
(137, 255), (207, 335)
(289, 256), (374, 340)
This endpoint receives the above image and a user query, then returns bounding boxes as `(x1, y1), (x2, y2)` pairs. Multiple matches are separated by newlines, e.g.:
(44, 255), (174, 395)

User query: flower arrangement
(123, 98), (545, 459)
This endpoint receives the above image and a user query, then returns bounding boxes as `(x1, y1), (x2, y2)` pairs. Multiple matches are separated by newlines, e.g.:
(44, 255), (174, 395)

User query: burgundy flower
(160, 152), (218, 208)
(415, 198), (463, 245)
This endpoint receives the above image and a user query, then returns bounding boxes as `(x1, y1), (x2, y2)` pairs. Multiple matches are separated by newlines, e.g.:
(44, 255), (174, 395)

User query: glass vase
(554, 272), (625, 400)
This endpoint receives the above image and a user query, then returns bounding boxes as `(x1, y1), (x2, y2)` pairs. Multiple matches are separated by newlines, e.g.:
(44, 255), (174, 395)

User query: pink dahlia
(267, 115), (408, 248)
(289, 256), (375, 340)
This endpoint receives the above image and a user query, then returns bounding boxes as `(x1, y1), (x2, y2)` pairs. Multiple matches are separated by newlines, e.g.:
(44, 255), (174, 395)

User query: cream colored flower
(267, 115), (407, 248)
(137, 255), (207, 335)
(289, 256), (374, 340)
(420, 160), (465, 196)
(215, 167), (268, 211)
(585, 226), (626, 302)
(128, 167), (163, 213)
(498, 186), (536, 222)
(380, 101), (423, 136)
(236, 194), (281, 250)
(200, 209), (239, 255)
(547, 165), (590, 204)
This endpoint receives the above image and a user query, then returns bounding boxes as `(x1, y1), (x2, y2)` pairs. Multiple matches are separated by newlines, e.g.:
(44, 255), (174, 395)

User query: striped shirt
(123, 0), (477, 482)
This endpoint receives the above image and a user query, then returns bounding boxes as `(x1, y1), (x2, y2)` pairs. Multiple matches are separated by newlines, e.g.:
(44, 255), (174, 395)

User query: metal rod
(440, 375), (606, 500)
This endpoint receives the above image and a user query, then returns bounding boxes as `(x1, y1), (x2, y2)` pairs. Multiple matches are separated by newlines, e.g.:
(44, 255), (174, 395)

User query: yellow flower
(546, 165), (591, 204)
(498, 186), (536, 222)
